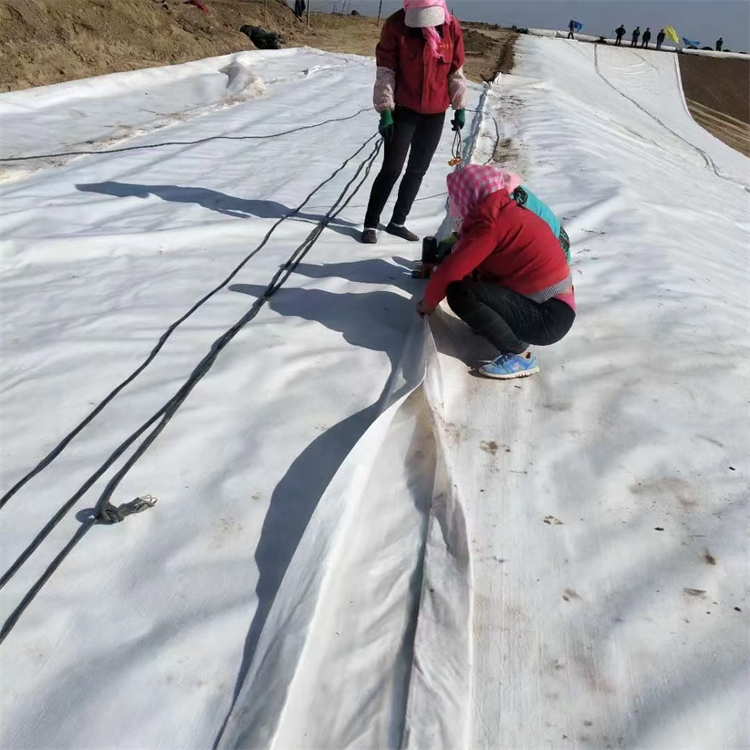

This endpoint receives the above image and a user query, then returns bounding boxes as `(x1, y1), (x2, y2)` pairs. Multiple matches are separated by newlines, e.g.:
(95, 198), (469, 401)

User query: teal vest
(513, 186), (570, 262)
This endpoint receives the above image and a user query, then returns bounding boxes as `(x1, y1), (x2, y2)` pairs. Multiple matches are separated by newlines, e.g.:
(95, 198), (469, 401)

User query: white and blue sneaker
(479, 351), (539, 380)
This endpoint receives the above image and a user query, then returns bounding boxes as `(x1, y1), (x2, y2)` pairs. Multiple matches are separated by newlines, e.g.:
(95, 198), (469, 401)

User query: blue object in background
(573, 21), (584, 31)
(682, 36), (701, 47)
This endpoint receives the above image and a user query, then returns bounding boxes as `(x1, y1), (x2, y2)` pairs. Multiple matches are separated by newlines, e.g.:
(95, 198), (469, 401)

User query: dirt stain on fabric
(630, 477), (700, 511)
(563, 589), (583, 602)
(491, 137), (516, 164)
(683, 588), (707, 598)
(544, 401), (572, 412)
(211, 517), (244, 548)
(697, 434), (724, 448)
(480, 440), (499, 455)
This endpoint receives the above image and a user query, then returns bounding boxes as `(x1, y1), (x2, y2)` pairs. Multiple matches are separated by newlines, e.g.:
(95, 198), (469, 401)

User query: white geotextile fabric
(0, 48), (473, 749)
(1, 37), (748, 750)
(450, 36), (749, 750)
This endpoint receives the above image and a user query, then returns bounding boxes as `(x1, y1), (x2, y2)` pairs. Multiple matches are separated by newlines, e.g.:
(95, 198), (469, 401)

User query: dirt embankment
(0, 0), (307, 91)
(0, 0), (515, 93)
(678, 54), (750, 156)
(460, 25), (517, 81)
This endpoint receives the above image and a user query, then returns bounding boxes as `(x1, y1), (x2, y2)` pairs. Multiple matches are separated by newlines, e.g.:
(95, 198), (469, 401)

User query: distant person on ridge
(716, 37), (723, 51)
(293, 0), (305, 19)
(568, 19), (575, 39)
(416, 165), (575, 380)
(615, 25), (626, 46)
(641, 27), (652, 48)
(656, 28), (666, 50)
(631, 26), (640, 47)
(362, 0), (467, 244)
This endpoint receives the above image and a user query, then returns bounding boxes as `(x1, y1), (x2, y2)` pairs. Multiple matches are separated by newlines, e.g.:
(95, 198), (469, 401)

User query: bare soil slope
(679, 55), (750, 125)
(0, 0), (314, 92)
(461, 25), (516, 81)
(679, 54), (750, 156)
(0, 0), (514, 93)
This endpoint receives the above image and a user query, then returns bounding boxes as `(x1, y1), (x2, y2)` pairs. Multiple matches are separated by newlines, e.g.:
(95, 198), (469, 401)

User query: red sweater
(376, 10), (464, 115)
(424, 190), (572, 307)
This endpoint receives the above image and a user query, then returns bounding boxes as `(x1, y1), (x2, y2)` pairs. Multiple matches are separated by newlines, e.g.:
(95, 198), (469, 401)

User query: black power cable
(0, 131), (376, 513)
(0, 135), (382, 646)
(0, 109), (369, 163)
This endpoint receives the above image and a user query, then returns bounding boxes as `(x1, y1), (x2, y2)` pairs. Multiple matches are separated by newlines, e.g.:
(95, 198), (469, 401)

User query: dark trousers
(631, 38), (638, 47)
(656, 41), (662, 49)
(447, 279), (575, 354)
(615, 36), (623, 46)
(364, 107), (445, 229)
(568, 31), (574, 38)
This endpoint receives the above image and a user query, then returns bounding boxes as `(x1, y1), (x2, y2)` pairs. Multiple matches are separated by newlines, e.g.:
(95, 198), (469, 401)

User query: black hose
(0, 132), (376, 512)
(0, 136), (381, 646)
(0, 109), (369, 163)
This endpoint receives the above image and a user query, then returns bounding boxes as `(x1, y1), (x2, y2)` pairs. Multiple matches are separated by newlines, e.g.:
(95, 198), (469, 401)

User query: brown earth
(679, 56), (750, 125)
(0, 0), (514, 92)
(679, 54), (750, 156)
(0, 0), (309, 92)
(461, 24), (517, 81)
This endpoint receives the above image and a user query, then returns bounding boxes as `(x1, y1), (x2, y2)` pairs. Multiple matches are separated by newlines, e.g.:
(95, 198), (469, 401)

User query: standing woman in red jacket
(361, 0), (467, 244)
(418, 165), (576, 380)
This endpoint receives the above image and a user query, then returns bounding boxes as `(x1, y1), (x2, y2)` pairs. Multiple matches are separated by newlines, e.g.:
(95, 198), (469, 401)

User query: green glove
(379, 110), (394, 142)
(451, 109), (466, 132)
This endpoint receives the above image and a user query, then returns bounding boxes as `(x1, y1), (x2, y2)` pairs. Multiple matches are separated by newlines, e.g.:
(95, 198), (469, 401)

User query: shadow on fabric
(292, 256), (417, 293)
(75, 181), (358, 234)
(213, 268), (421, 747)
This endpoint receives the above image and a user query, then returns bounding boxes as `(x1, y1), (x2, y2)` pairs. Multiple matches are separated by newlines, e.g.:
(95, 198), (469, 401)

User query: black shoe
(361, 228), (377, 244)
(386, 223), (419, 242)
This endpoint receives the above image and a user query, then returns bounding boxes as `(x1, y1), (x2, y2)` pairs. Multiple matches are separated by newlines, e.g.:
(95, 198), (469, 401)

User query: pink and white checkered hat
(447, 164), (521, 220)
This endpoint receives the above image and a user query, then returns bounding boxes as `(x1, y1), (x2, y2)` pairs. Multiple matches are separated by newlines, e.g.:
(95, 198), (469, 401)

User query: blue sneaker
(479, 351), (539, 380)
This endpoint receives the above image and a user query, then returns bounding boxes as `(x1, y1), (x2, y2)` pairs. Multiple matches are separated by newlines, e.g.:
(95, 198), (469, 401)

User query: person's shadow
(75, 182), (359, 236)
(213, 259), (423, 746)
(291, 256), (496, 367)
(292, 256), (417, 292)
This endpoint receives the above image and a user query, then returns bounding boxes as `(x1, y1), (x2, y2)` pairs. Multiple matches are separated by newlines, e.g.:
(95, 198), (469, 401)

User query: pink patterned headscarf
(447, 165), (522, 220)
(404, 0), (451, 58)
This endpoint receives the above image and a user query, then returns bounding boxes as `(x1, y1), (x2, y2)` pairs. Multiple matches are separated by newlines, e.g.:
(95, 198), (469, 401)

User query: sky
(315, 0), (750, 52)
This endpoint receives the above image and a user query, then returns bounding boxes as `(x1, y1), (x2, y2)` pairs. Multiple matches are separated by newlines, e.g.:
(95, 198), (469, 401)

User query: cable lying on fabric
(0, 133), (376, 514)
(0, 136), (382, 647)
(0, 109), (370, 163)
(448, 128), (463, 166)
(464, 105), (501, 166)
(0, 494), (158, 646)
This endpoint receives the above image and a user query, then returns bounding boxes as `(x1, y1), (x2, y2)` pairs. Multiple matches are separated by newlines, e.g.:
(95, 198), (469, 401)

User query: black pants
(364, 107), (445, 229)
(447, 279), (575, 355)
(615, 36), (623, 46)
(568, 31), (574, 38)
(631, 38), (638, 47)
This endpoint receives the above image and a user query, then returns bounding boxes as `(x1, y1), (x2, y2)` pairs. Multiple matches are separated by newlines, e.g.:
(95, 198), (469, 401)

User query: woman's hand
(451, 109), (466, 132)
(416, 300), (436, 317)
(378, 111), (394, 143)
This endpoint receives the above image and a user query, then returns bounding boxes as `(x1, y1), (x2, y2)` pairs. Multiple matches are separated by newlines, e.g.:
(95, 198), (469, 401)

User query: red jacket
(424, 190), (572, 307)
(376, 10), (464, 115)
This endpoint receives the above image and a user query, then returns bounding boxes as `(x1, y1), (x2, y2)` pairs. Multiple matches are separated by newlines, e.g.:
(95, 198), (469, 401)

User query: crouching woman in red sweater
(417, 165), (576, 379)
